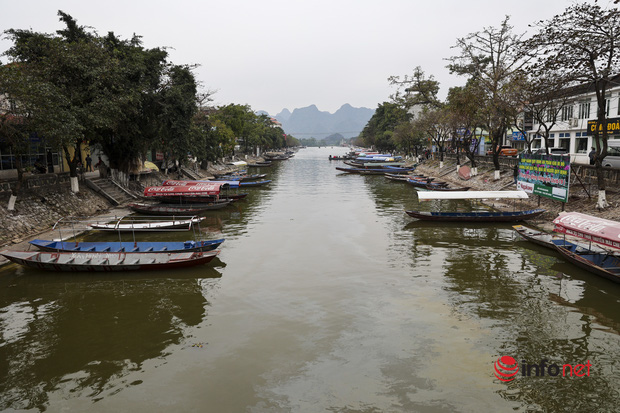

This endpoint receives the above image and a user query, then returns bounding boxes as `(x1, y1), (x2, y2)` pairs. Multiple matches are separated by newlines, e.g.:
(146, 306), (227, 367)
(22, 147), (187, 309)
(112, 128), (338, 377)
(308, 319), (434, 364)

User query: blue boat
(336, 166), (415, 174)
(28, 238), (225, 254)
(550, 212), (620, 283)
(551, 239), (620, 284)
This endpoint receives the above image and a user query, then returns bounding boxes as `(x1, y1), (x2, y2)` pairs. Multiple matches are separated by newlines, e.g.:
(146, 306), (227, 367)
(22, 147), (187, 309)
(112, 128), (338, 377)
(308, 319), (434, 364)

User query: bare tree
(448, 16), (527, 180)
(524, 2), (620, 208)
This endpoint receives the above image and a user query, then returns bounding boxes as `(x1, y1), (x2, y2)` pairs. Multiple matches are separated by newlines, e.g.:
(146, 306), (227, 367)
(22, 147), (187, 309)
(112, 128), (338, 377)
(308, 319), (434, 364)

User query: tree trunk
(595, 159), (609, 209)
(493, 152), (500, 180)
(8, 154), (25, 211)
(63, 145), (80, 193)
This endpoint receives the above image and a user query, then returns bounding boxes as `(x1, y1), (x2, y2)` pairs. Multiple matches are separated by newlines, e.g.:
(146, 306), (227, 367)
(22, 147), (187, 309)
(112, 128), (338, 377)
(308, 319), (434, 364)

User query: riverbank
(414, 158), (620, 230)
(0, 156), (267, 264)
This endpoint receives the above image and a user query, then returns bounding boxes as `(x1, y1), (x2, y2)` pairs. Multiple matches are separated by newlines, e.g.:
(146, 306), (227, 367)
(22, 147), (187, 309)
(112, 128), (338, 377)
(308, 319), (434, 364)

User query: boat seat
(161, 247), (168, 251)
(130, 259), (140, 264)
(119, 247), (125, 252)
(145, 247), (153, 252)
(45, 257), (59, 263)
(86, 246), (96, 252)
(102, 246), (111, 252)
(131, 247), (139, 252)
(66, 257), (75, 264)
(83, 258), (91, 264)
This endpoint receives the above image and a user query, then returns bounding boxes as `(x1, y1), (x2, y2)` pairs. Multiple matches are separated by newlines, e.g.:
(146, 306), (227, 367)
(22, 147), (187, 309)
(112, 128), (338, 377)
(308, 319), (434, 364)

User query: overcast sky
(0, 0), (598, 115)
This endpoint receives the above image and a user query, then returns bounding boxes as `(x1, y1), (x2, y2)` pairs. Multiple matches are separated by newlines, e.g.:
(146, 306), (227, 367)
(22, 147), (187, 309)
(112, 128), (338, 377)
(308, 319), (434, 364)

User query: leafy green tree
(93, 32), (168, 175)
(157, 64), (198, 172)
(360, 102), (410, 151)
(393, 121), (425, 157)
(3, 12), (140, 191)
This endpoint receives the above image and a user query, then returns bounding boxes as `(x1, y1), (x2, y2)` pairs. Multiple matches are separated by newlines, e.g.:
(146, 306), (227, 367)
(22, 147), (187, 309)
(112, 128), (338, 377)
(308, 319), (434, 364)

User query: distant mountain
(275, 108), (292, 123)
(265, 104), (374, 140)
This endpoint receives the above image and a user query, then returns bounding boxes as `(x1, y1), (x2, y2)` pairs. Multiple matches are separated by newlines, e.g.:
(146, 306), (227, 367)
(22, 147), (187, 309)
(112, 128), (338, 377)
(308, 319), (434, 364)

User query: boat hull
(29, 238), (224, 253)
(90, 217), (203, 231)
(128, 201), (230, 215)
(552, 240), (620, 283)
(0, 250), (219, 272)
(405, 209), (546, 222)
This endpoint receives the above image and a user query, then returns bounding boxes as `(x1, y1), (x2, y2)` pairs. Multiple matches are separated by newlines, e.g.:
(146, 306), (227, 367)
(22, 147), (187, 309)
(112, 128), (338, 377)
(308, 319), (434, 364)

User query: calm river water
(1, 147), (619, 412)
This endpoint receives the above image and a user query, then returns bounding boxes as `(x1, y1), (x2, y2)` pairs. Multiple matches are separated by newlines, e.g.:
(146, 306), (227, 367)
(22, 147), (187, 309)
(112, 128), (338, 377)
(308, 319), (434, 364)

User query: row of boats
(333, 153), (546, 222)
(334, 151), (618, 283)
(0, 164), (281, 272)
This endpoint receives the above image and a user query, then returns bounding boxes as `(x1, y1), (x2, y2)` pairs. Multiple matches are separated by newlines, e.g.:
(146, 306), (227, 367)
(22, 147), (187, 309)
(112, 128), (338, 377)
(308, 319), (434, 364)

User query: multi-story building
(524, 77), (620, 165)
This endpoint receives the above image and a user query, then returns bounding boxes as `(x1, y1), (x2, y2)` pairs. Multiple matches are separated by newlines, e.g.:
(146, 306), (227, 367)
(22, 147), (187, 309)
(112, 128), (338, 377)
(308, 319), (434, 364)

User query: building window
(599, 99), (612, 117)
(561, 105), (573, 121)
(578, 102), (590, 119)
(546, 108), (555, 123)
(576, 136), (588, 153)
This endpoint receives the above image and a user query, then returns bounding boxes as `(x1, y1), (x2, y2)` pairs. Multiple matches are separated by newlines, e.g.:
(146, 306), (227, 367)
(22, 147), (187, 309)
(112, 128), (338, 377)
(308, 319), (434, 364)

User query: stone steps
(86, 178), (136, 206)
(181, 166), (203, 180)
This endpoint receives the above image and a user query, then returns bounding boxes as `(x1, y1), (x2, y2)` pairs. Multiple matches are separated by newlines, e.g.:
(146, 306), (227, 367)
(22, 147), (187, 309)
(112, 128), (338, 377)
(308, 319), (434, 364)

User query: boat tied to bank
(405, 191), (546, 222)
(0, 250), (219, 272)
(550, 212), (620, 283)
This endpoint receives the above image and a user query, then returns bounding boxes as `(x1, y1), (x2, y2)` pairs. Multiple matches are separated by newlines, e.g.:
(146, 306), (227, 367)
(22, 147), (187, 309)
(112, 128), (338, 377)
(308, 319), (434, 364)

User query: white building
(524, 77), (620, 164)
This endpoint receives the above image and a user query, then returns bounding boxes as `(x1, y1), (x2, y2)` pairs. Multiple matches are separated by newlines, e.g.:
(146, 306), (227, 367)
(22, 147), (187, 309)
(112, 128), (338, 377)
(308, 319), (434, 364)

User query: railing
(443, 153), (620, 184)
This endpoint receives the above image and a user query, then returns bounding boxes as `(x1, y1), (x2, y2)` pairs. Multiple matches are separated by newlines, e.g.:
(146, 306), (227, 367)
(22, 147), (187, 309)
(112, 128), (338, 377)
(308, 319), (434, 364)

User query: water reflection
(363, 169), (620, 412)
(0, 266), (222, 411)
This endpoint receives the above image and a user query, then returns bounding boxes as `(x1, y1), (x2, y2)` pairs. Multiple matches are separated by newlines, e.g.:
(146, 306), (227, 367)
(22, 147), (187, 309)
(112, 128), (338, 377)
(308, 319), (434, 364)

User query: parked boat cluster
(334, 149), (620, 284)
(0, 157), (287, 272)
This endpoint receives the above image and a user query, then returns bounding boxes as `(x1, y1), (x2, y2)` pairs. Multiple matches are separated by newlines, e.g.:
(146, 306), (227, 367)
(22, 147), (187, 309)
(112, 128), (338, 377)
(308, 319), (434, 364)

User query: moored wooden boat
(29, 238), (225, 253)
(551, 239), (620, 283)
(406, 178), (448, 188)
(406, 191), (545, 222)
(0, 250), (219, 272)
(512, 225), (557, 249)
(405, 209), (546, 222)
(512, 224), (609, 253)
(128, 201), (230, 215)
(158, 193), (248, 204)
(548, 212), (620, 283)
(90, 217), (204, 231)
(422, 185), (471, 191)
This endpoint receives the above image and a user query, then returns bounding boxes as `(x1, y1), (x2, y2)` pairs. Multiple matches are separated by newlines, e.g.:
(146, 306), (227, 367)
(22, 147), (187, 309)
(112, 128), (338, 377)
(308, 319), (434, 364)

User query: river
(1, 147), (619, 412)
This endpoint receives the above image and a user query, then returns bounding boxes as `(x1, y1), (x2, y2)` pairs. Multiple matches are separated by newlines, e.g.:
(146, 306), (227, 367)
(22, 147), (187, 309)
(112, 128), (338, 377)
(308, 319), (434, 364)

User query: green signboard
(516, 154), (570, 203)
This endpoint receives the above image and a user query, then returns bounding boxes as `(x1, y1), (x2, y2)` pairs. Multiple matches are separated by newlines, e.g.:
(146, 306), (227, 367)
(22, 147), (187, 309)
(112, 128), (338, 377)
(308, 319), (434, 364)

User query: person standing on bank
(86, 154), (93, 172)
(588, 147), (596, 165)
(513, 163), (519, 185)
(46, 149), (54, 173)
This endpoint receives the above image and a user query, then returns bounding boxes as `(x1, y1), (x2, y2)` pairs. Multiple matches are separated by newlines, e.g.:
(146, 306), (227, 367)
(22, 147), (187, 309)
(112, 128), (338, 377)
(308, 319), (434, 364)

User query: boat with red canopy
(144, 182), (228, 197)
(552, 212), (620, 283)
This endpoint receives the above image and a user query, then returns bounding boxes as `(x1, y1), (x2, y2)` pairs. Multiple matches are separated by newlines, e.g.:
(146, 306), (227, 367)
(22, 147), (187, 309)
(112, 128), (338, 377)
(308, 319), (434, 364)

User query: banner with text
(516, 154), (570, 203)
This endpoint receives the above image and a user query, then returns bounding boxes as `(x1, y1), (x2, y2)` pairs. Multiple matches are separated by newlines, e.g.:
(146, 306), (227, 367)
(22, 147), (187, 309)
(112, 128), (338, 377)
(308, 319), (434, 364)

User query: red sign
(553, 212), (620, 249)
(144, 183), (225, 196)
